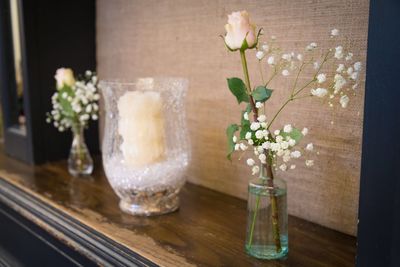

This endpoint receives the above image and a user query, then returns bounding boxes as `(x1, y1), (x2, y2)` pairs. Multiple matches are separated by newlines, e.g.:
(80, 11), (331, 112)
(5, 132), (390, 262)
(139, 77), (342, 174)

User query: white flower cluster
(305, 29), (362, 108)
(46, 70), (99, 132)
(233, 113), (315, 174)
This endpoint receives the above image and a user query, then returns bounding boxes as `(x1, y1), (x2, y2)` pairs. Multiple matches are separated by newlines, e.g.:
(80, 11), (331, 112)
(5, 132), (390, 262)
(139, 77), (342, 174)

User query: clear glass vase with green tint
(245, 166), (288, 260)
(68, 124), (93, 177)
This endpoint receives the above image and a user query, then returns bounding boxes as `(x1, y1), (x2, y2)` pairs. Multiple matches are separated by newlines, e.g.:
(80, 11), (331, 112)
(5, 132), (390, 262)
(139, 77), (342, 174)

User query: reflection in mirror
(10, 0), (25, 133)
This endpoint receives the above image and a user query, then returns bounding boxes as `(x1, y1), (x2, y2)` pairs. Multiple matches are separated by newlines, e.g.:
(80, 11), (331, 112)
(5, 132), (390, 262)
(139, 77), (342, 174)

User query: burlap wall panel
(96, 0), (369, 235)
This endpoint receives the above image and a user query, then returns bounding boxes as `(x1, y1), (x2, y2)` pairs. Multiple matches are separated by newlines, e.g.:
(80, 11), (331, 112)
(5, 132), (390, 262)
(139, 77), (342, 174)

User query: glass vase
(100, 78), (190, 216)
(68, 125), (94, 177)
(245, 168), (288, 260)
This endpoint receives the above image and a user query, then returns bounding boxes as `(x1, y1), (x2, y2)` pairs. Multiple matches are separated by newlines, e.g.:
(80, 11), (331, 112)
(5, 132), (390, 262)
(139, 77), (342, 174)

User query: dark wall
(23, 0), (98, 163)
(356, 0), (400, 266)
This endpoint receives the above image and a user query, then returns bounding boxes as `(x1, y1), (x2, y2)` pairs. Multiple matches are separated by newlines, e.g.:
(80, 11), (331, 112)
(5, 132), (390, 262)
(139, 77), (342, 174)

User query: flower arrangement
(222, 11), (362, 259)
(46, 68), (99, 176)
(46, 68), (99, 131)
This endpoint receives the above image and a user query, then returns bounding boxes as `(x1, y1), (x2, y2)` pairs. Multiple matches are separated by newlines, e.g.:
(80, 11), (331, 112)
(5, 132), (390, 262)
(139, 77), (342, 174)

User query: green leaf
(227, 78), (249, 104)
(226, 124), (239, 160)
(251, 86), (273, 102)
(280, 127), (303, 144)
(57, 86), (75, 118)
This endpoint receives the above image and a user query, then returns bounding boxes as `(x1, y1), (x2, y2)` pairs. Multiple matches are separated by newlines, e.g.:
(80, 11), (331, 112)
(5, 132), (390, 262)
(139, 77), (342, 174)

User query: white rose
(224, 11), (257, 51)
(54, 68), (75, 89)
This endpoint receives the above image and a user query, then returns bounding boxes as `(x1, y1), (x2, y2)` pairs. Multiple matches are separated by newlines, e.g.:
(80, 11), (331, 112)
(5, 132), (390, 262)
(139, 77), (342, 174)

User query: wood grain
(0, 150), (356, 266)
(96, 0), (369, 235)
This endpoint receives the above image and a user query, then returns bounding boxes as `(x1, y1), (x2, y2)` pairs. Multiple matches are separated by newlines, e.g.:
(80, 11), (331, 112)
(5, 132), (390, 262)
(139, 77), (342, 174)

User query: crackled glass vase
(100, 78), (190, 216)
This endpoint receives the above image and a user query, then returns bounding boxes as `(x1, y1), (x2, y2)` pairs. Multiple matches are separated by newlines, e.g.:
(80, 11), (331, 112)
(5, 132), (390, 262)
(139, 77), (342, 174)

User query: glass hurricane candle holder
(100, 78), (190, 216)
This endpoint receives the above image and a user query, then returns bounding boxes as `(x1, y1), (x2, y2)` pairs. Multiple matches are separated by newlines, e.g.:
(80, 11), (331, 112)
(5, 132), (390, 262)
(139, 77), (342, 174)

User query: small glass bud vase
(245, 168), (288, 260)
(68, 125), (94, 177)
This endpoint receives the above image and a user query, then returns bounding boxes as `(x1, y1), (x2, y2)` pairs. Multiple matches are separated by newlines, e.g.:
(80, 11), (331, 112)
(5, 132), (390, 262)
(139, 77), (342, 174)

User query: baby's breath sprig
(46, 68), (99, 132)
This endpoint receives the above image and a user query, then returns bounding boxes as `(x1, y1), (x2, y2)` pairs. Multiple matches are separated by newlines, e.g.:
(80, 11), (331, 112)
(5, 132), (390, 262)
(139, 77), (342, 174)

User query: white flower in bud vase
(267, 56), (275, 65)
(306, 42), (317, 51)
(354, 62), (362, 71)
(297, 54), (303, 61)
(243, 112), (249, 120)
(350, 72), (359, 80)
(345, 52), (353, 61)
(334, 74), (346, 94)
(247, 158), (255, 166)
(256, 51), (265, 60)
(248, 139), (254, 145)
(255, 130), (264, 139)
(311, 88), (328, 97)
(305, 160), (314, 167)
(288, 139), (296, 147)
(224, 11), (257, 51)
(54, 68), (75, 89)
(302, 128), (308, 136)
(259, 154), (267, 163)
(340, 95), (350, 108)
(290, 164), (296, 170)
(250, 122), (260, 131)
(331, 28), (339, 36)
(283, 124), (292, 133)
(282, 69), (290, 76)
(255, 102), (263, 108)
(252, 165), (260, 175)
(347, 67), (354, 75)
(245, 132), (252, 140)
(262, 142), (270, 149)
(317, 73), (326, 83)
(281, 141), (289, 150)
(232, 136), (238, 143)
(282, 53), (292, 61)
(336, 64), (345, 73)
(335, 46), (344, 59)
(257, 115), (266, 122)
(291, 150), (301, 158)
(283, 153), (291, 162)
(306, 143), (314, 151)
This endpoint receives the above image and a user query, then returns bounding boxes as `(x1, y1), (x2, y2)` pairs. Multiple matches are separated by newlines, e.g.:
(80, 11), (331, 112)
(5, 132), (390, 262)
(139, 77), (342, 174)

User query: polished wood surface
(0, 151), (356, 266)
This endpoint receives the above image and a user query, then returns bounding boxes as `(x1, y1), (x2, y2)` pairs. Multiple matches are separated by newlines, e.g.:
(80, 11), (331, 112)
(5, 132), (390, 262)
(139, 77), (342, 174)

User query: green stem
(240, 50), (258, 121)
(267, 98), (292, 130)
(247, 188), (261, 247)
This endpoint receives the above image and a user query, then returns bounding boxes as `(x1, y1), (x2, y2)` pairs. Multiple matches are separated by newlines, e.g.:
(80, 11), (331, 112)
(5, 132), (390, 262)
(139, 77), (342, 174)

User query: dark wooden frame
(356, 0), (400, 266)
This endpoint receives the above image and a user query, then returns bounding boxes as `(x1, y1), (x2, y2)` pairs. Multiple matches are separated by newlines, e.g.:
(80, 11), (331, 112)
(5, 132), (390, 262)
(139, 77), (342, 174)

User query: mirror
(9, 0), (25, 133)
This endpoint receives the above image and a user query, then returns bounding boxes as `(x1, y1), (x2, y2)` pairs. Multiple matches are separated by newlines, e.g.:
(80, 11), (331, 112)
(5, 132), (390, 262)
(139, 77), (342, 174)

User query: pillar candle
(117, 90), (166, 166)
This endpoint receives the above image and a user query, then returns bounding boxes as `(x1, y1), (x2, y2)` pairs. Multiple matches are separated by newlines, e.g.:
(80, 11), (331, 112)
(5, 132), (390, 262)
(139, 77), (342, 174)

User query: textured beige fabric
(96, 0), (369, 235)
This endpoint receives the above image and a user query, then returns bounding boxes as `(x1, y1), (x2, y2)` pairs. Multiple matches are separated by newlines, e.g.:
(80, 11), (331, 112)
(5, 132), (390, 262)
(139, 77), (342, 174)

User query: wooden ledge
(0, 151), (356, 266)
